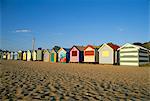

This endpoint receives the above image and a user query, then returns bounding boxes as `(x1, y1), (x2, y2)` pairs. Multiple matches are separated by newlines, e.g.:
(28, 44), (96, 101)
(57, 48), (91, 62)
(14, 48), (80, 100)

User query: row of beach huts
(0, 43), (150, 66)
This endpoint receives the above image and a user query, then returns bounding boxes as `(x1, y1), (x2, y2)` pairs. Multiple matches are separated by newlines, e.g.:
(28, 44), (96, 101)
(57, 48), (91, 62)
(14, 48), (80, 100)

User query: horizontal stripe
(120, 48), (138, 52)
(120, 51), (138, 53)
(121, 47), (135, 49)
(120, 58), (138, 61)
(120, 62), (138, 66)
(139, 55), (149, 58)
(120, 60), (138, 63)
(139, 62), (149, 65)
(139, 53), (149, 56)
(139, 60), (149, 62)
(120, 53), (138, 56)
(120, 55), (138, 58)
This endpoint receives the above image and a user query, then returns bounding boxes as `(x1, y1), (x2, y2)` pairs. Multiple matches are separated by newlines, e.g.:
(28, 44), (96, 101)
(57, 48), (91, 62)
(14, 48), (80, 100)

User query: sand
(0, 60), (150, 101)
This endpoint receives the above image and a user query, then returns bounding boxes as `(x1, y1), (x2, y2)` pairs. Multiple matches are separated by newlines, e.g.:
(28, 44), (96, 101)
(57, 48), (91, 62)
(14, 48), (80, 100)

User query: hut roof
(118, 43), (149, 51)
(107, 43), (120, 50)
(75, 46), (85, 51)
(70, 45), (85, 51)
(63, 48), (70, 52)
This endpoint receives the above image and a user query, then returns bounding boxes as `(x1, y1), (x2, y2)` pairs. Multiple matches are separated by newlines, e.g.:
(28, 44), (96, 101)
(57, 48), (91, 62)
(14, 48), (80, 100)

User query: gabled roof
(64, 48), (70, 53)
(58, 48), (70, 53)
(107, 43), (120, 50)
(84, 45), (95, 50)
(118, 43), (149, 51)
(70, 45), (85, 51)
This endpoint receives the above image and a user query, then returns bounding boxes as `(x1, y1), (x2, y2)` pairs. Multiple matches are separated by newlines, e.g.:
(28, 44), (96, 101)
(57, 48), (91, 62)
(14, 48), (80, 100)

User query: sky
(1, 0), (149, 51)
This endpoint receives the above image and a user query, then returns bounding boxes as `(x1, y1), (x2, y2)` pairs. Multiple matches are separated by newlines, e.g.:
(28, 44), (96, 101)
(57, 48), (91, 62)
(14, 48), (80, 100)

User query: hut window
(72, 51), (77, 56)
(85, 51), (94, 56)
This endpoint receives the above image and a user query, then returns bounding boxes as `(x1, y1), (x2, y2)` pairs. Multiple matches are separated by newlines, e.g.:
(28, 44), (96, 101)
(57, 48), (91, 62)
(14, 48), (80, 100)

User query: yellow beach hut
(23, 51), (27, 61)
(32, 50), (37, 61)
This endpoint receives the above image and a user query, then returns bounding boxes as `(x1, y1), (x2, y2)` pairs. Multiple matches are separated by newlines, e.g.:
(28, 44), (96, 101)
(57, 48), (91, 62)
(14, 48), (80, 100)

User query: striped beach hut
(7, 52), (11, 60)
(58, 48), (70, 63)
(50, 49), (58, 63)
(27, 50), (32, 61)
(32, 50), (37, 61)
(84, 45), (99, 63)
(10, 52), (14, 60)
(23, 51), (27, 61)
(37, 48), (43, 61)
(18, 50), (23, 60)
(98, 43), (120, 65)
(14, 52), (18, 60)
(118, 43), (149, 66)
(70, 45), (84, 63)
(43, 49), (50, 62)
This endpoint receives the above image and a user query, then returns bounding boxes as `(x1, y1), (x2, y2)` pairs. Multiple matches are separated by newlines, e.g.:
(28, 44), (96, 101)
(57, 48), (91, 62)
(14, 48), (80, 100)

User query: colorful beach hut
(23, 51), (27, 61)
(2, 51), (7, 60)
(32, 50), (37, 61)
(70, 46), (84, 63)
(7, 52), (11, 60)
(27, 50), (32, 61)
(98, 43), (120, 65)
(18, 50), (23, 60)
(43, 49), (50, 62)
(14, 52), (18, 60)
(10, 52), (14, 60)
(58, 48), (70, 63)
(50, 49), (58, 63)
(118, 43), (149, 66)
(84, 45), (99, 63)
(37, 48), (43, 61)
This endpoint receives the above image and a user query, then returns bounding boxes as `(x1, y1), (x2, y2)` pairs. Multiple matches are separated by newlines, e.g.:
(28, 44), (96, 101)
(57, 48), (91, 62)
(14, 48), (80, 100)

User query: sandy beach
(0, 60), (150, 101)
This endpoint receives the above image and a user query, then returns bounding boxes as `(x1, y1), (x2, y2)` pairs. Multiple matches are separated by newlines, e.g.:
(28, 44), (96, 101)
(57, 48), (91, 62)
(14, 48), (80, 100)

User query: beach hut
(43, 49), (50, 62)
(58, 48), (70, 63)
(14, 52), (18, 60)
(37, 48), (43, 61)
(18, 50), (23, 60)
(70, 46), (84, 63)
(98, 43), (120, 65)
(50, 49), (57, 63)
(23, 51), (27, 61)
(118, 43), (149, 66)
(7, 52), (11, 60)
(84, 45), (99, 63)
(10, 52), (14, 60)
(32, 50), (37, 61)
(2, 51), (7, 60)
(27, 50), (32, 61)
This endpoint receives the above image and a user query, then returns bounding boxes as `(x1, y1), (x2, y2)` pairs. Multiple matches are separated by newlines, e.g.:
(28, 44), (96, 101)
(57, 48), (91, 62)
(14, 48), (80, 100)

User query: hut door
(51, 53), (54, 62)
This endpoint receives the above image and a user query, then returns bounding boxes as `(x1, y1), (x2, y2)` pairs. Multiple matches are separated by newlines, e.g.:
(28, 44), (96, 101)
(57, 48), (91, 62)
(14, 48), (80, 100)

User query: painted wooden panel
(7, 52), (11, 60)
(98, 44), (114, 64)
(37, 50), (43, 61)
(84, 46), (96, 62)
(14, 52), (18, 60)
(50, 50), (57, 63)
(27, 50), (31, 61)
(70, 47), (79, 62)
(18, 51), (22, 60)
(10, 52), (14, 60)
(23, 52), (27, 61)
(32, 51), (37, 61)
(3, 52), (7, 59)
(44, 52), (50, 62)
(58, 50), (66, 62)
